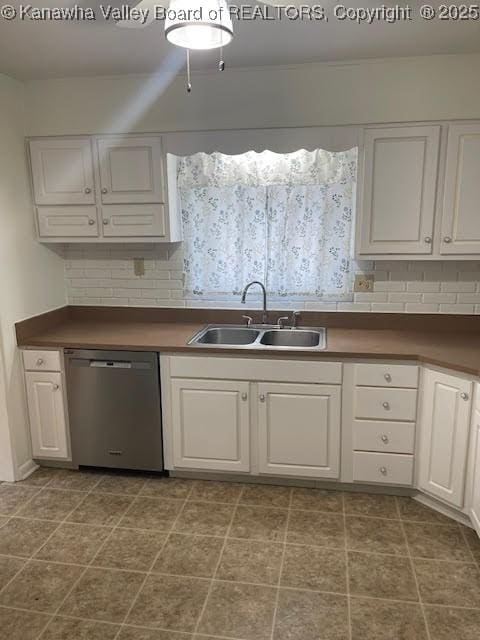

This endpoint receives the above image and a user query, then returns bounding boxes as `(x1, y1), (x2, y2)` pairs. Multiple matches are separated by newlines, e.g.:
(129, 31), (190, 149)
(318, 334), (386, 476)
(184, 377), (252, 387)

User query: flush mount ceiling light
(164, 0), (233, 50)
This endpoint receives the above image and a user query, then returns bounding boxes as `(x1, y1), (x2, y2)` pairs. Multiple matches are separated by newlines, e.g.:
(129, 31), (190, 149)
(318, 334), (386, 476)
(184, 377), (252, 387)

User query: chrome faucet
(241, 281), (268, 324)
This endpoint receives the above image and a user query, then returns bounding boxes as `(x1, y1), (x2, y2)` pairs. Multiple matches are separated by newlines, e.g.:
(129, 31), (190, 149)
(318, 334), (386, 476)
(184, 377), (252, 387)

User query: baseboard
(16, 458), (38, 481)
(414, 492), (472, 527)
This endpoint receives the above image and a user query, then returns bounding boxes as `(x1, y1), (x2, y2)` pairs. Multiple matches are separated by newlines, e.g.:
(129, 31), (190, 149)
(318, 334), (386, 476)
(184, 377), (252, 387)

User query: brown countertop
(15, 306), (480, 377)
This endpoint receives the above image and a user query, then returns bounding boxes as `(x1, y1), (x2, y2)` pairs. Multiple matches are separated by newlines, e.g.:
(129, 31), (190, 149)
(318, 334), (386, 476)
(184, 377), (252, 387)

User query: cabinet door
(419, 369), (472, 508)
(258, 383), (341, 478)
(29, 138), (95, 205)
(171, 378), (250, 472)
(101, 204), (166, 238)
(358, 126), (440, 255)
(441, 124), (480, 254)
(37, 206), (99, 238)
(25, 371), (70, 460)
(470, 405), (480, 536)
(97, 136), (164, 204)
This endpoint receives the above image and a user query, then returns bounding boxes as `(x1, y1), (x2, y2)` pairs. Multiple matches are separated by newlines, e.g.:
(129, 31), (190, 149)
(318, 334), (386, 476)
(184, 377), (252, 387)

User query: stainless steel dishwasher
(65, 349), (163, 471)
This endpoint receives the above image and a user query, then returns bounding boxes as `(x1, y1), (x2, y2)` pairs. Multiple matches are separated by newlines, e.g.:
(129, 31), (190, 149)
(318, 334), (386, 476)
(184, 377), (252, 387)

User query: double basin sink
(189, 324), (327, 350)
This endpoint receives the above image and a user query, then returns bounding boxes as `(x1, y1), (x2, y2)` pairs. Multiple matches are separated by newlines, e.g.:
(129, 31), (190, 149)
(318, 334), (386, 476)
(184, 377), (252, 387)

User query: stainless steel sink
(194, 327), (260, 346)
(260, 329), (325, 348)
(189, 325), (327, 350)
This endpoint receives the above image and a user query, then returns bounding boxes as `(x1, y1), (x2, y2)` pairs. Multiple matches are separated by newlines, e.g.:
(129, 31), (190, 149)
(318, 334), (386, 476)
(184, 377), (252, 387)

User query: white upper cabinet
(440, 123), (480, 254)
(357, 126), (440, 256)
(29, 138), (95, 206)
(418, 368), (472, 509)
(257, 382), (341, 478)
(97, 136), (164, 204)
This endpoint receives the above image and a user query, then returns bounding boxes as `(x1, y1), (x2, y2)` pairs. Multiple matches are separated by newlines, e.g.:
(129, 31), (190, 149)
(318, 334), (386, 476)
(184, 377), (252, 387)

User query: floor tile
(189, 480), (243, 504)
(0, 555), (26, 590)
(95, 473), (148, 496)
(281, 544), (347, 593)
(127, 574), (210, 631)
(460, 525), (480, 565)
(153, 533), (223, 578)
(291, 488), (343, 512)
(424, 605), (480, 640)
(198, 581), (277, 640)
(346, 515), (408, 555)
(95, 528), (167, 572)
(17, 489), (85, 521)
(216, 538), (283, 585)
(350, 597), (428, 640)
(119, 628), (192, 640)
(396, 497), (452, 524)
(35, 522), (112, 564)
(0, 516), (8, 528)
(59, 567), (145, 623)
(344, 492), (399, 519)
(174, 501), (234, 536)
(414, 558), (480, 608)
(41, 616), (120, 639)
(229, 505), (287, 542)
(404, 522), (472, 561)
(239, 484), (291, 508)
(19, 467), (56, 488)
(120, 497), (183, 531)
(141, 477), (193, 500)
(0, 518), (58, 557)
(46, 469), (103, 491)
(67, 493), (133, 526)
(286, 510), (345, 548)
(0, 607), (50, 640)
(348, 551), (418, 602)
(0, 485), (38, 515)
(0, 560), (84, 613)
(274, 588), (349, 640)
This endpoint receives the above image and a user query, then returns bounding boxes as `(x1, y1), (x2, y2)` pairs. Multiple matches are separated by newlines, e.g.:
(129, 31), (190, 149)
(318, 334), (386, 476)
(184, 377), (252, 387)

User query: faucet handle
(292, 311), (301, 328)
(242, 315), (253, 327)
(277, 316), (289, 329)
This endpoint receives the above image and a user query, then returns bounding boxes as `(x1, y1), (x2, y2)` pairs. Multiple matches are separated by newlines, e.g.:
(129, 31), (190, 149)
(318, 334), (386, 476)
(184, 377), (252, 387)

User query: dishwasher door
(65, 349), (163, 471)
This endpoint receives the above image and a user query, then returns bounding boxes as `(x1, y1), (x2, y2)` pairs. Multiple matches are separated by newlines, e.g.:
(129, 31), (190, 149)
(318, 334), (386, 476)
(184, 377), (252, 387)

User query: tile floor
(0, 468), (479, 639)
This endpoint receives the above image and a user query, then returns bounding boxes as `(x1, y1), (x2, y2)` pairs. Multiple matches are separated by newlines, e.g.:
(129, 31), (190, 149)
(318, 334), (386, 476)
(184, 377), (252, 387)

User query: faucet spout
(241, 281), (268, 324)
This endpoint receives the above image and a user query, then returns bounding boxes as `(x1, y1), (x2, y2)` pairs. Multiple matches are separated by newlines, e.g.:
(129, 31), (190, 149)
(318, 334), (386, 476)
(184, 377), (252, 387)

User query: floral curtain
(177, 148), (357, 299)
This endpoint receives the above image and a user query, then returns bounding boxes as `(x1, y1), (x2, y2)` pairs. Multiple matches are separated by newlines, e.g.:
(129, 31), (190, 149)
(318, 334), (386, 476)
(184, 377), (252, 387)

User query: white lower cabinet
(25, 371), (70, 460)
(170, 378), (250, 472)
(257, 383), (341, 479)
(418, 368), (472, 508)
(469, 387), (480, 536)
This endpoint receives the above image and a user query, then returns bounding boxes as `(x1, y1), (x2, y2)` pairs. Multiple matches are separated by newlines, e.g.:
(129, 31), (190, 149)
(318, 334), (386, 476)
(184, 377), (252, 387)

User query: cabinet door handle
(424, 236), (432, 244)
(103, 219), (110, 225)
(384, 373), (392, 382)
(241, 393), (248, 401)
(382, 401), (390, 410)
(88, 219), (95, 226)
(52, 384), (60, 391)
(36, 358), (44, 366)
(460, 392), (469, 400)
(443, 236), (452, 243)
(101, 187), (108, 194)
(379, 466), (388, 476)
(84, 187), (92, 194)
(381, 434), (389, 444)
(259, 394), (266, 403)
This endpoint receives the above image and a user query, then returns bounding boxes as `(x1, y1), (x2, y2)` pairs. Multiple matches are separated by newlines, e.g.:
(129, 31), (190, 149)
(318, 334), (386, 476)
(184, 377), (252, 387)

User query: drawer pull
(36, 358), (44, 366)
(460, 392), (469, 401)
(382, 401), (390, 410)
(379, 466), (388, 475)
(381, 434), (389, 444)
(384, 373), (392, 382)
(241, 393), (248, 401)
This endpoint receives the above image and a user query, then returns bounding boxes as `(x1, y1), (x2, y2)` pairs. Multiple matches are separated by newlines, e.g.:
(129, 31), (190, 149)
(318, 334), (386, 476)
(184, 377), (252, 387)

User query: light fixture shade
(165, 0), (233, 50)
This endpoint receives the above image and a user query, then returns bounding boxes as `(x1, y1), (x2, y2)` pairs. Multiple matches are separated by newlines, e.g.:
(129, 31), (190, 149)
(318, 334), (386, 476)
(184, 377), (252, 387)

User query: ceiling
(1, 1), (480, 79)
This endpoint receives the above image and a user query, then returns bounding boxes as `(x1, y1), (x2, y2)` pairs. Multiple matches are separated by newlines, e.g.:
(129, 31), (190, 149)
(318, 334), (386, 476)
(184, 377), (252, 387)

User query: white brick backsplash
(63, 248), (480, 314)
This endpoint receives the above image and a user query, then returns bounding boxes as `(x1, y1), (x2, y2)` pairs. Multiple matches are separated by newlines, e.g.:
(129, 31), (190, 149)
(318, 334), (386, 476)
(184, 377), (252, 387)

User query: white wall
(25, 54), (480, 136)
(0, 74), (66, 481)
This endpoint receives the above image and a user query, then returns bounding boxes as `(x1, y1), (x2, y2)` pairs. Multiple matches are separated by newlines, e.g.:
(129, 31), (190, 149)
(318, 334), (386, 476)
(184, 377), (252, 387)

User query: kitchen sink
(194, 327), (260, 345)
(189, 325), (327, 350)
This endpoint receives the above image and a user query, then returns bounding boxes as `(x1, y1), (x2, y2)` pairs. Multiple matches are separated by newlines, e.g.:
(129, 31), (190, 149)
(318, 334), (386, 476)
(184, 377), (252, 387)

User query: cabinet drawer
(353, 452), (414, 485)
(23, 350), (62, 372)
(355, 363), (418, 388)
(353, 420), (415, 454)
(354, 387), (417, 421)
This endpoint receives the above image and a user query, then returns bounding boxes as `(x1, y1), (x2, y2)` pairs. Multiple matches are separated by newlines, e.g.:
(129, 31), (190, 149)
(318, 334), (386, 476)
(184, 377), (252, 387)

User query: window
(176, 147), (357, 302)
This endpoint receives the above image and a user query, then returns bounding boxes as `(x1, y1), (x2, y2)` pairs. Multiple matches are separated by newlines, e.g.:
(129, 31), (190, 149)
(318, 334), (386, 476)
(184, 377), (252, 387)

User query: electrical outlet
(354, 273), (375, 292)
(133, 257), (145, 277)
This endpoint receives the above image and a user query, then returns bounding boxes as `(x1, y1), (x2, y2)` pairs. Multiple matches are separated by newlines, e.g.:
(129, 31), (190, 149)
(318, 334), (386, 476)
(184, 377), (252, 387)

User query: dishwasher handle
(90, 360), (132, 369)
